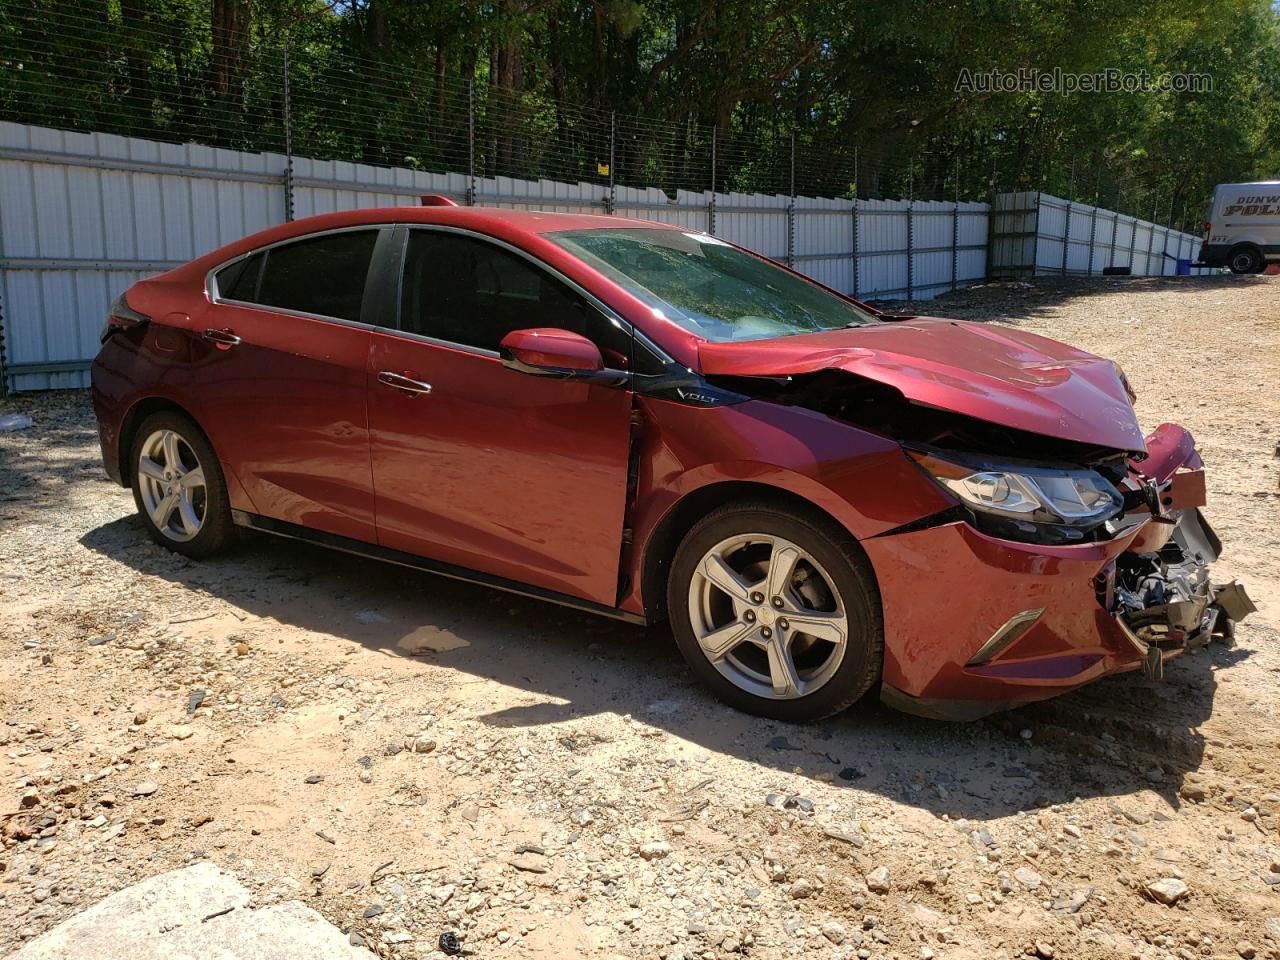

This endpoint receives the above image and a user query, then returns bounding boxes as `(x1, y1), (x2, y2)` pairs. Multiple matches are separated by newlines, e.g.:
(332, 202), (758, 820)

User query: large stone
(7, 863), (371, 960)
(1145, 877), (1189, 905)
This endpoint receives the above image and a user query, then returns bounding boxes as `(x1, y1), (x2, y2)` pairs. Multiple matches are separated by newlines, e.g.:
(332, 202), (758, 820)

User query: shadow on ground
(80, 509), (1247, 826)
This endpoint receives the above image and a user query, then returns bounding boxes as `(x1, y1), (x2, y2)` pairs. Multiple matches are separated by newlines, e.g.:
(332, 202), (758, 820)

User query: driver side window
(398, 230), (633, 370)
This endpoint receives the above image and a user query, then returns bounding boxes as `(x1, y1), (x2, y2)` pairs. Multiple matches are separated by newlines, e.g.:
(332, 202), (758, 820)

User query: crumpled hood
(697, 317), (1147, 453)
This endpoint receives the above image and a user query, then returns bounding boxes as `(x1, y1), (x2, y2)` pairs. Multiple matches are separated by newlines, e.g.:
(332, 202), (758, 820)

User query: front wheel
(667, 500), (883, 722)
(130, 411), (236, 559)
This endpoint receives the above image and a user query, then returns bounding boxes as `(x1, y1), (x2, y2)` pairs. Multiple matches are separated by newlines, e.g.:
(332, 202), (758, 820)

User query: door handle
(378, 371), (433, 396)
(203, 328), (241, 347)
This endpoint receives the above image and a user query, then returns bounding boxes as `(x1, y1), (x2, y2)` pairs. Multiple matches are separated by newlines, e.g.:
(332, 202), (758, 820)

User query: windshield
(547, 228), (878, 342)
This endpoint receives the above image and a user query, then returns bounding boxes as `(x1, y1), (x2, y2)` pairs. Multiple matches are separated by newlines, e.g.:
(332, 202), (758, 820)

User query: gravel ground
(1, 273), (1278, 960)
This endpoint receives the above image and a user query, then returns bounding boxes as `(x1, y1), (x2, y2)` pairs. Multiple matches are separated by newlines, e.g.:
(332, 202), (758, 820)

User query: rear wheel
(1228, 246), (1263, 274)
(130, 411), (235, 559)
(667, 501), (882, 722)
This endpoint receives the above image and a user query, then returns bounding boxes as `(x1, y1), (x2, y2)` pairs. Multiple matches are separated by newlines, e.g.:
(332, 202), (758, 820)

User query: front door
(367, 228), (635, 605)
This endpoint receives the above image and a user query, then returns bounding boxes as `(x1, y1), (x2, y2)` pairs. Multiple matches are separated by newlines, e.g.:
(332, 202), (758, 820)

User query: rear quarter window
(218, 230), (379, 323)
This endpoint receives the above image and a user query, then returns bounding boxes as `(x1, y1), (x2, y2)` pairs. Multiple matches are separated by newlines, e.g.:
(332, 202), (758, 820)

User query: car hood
(697, 317), (1146, 453)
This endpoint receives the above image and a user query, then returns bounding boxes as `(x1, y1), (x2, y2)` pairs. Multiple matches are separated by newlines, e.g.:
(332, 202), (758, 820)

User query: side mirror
(499, 328), (628, 385)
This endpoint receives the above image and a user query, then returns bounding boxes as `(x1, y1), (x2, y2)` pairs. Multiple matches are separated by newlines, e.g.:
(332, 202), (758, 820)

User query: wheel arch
(117, 396), (209, 487)
(1229, 242), (1265, 272)
(638, 480), (878, 623)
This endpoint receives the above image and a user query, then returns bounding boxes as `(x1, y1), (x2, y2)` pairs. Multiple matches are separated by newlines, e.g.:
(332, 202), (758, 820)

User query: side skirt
(231, 510), (650, 626)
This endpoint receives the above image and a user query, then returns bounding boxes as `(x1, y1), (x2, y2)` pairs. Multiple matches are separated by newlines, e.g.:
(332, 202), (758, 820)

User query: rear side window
(214, 252), (264, 302)
(238, 230), (379, 322)
(399, 230), (634, 368)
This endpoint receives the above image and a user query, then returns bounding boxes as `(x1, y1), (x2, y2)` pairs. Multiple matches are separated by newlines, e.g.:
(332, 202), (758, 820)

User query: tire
(129, 411), (236, 559)
(667, 499), (883, 722)
(1228, 246), (1263, 274)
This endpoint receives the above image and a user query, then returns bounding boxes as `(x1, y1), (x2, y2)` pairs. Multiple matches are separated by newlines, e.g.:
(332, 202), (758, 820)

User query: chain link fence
(0, 3), (1211, 230)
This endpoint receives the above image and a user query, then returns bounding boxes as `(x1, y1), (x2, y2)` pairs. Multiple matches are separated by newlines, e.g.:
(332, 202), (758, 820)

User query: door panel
(187, 302), (376, 542)
(367, 333), (632, 605)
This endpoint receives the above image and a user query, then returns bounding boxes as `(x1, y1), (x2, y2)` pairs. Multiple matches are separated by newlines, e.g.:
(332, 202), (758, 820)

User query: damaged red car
(91, 207), (1255, 722)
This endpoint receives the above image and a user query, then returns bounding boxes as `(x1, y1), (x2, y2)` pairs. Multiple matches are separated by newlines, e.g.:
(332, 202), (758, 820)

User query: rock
(433, 884), (456, 904)
(789, 878), (817, 899)
(186, 689), (206, 714)
(303, 775), (324, 785)
(362, 905), (383, 918)
(1035, 942), (1054, 959)
(133, 712), (149, 726)
(866, 866), (892, 894)
(783, 795), (814, 814)
(89, 634), (115, 647)
(1236, 941), (1256, 959)
(1013, 867), (1042, 890)
(638, 841), (672, 861)
(569, 807), (594, 826)
(132, 781), (159, 797)
(1145, 877), (1189, 905)
(1121, 809), (1149, 825)
(169, 726), (194, 741)
(1179, 783), (1208, 802)
(406, 736), (436, 754)
(822, 922), (847, 945)
(1063, 824), (1082, 839)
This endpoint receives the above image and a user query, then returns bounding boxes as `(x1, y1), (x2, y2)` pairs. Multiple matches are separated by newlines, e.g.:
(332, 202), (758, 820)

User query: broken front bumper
(866, 424), (1255, 721)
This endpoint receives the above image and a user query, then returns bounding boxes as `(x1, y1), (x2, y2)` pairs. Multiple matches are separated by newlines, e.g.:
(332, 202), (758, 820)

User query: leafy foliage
(0, 0), (1275, 228)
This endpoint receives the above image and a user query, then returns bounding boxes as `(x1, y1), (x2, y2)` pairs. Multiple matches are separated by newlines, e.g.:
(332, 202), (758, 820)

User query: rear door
(366, 226), (635, 605)
(196, 226), (389, 542)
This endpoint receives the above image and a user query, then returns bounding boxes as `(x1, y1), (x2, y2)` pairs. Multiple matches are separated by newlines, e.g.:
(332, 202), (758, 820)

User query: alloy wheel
(137, 428), (207, 542)
(687, 534), (849, 700)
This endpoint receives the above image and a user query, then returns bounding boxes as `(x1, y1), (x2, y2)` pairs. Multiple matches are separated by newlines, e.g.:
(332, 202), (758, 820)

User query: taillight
(101, 293), (151, 343)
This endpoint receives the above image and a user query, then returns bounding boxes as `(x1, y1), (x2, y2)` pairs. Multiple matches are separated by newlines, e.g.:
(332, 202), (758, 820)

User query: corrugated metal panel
(993, 191), (1207, 280)
(3, 120), (1000, 390)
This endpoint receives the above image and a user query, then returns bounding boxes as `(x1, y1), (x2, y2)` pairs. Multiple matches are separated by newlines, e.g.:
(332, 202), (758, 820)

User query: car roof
(181, 205), (683, 277)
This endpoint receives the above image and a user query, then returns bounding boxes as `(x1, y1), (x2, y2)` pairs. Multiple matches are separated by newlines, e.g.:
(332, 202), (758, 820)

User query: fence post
(786, 133), (796, 267)
(851, 198), (860, 299)
(0, 280), (7, 397)
(1029, 191), (1042, 278)
(1145, 212), (1158, 276)
(1108, 211), (1118, 270)
(1087, 203), (1098, 276)
(906, 200), (914, 299)
(1127, 214), (1138, 272)
(607, 112), (616, 214)
(282, 44), (294, 222)
(1061, 201), (1072, 275)
(708, 125), (717, 235)
(466, 80), (476, 205)
(951, 201), (959, 291)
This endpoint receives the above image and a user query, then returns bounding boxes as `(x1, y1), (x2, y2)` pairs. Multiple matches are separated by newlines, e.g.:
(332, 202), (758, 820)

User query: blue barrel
(1176, 258), (1192, 275)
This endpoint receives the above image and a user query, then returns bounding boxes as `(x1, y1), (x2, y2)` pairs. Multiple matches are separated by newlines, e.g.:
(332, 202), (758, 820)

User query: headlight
(908, 448), (1124, 543)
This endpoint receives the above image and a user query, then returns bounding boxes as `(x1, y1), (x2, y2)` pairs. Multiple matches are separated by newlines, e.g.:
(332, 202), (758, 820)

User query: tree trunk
(492, 0), (524, 176)
(120, 0), (149, 122)
(210, 0), (250, 144)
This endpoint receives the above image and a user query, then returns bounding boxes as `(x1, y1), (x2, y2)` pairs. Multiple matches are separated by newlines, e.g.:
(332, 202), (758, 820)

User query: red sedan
(91, 206), (1254, 721)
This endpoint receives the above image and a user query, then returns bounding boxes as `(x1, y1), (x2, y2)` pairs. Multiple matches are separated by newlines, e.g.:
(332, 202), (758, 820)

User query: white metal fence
(989, 191), (1208, 279)
(0, 122), (995, 391)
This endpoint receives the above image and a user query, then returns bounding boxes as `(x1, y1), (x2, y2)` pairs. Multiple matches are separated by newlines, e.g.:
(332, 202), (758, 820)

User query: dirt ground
(1, 274), (1278, 960)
